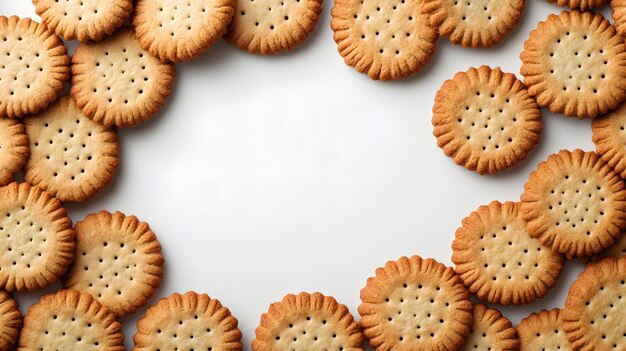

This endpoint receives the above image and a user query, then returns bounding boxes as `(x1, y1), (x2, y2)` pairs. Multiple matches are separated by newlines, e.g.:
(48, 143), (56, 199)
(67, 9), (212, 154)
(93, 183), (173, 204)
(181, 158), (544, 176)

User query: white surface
(0, 1), (612, 349)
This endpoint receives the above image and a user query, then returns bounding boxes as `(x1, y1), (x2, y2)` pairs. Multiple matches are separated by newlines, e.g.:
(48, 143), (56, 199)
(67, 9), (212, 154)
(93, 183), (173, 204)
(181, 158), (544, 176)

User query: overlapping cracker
(516, 309), (572, 350)
(459, 304), (519, 351)
(0, 119), (29, 187)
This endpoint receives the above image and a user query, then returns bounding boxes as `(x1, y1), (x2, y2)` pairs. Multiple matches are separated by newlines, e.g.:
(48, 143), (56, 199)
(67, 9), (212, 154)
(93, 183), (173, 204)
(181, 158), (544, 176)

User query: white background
(0, 1), (612, 349)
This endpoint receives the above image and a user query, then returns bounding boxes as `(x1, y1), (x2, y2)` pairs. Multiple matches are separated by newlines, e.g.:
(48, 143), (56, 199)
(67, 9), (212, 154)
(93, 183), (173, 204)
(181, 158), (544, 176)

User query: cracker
(0, 16), (69, 118)
(459, 304), (518, 351)
(70, 27), (175, 128)
(0, 291), (22, 351)
(0, 182), (74, 292)
(0, 119), (29, 187)
(18, 289), (124, 351)
(521, 149), (626, 258)
(423, 0), (524, 48)
(253, 292), (363, 351)
(134, 291), (243, 351)
(516, 309), (572, 350)
(134, 0), (234, 62)
(32, 0), (133, 42)
(227, 0), (321, 55)
(562, 256), (626, 350)
(453, 201), (565, 305)
(432, 66), (542, 175)
(520, 10), (626, 119)
(23, 96), (119, 204)
(63, 211), (164, 318)
(592, 102), (626, 179)
(547, 0), (605, 10)
(359, 255), (472, 351)
(331, 0), (438, 81)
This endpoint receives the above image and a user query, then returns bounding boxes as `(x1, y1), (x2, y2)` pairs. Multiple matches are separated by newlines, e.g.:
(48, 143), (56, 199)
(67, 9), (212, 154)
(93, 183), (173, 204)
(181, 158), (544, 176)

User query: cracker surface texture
(521, 149), (626, 258)
(424, 0), (524, 48)
(0, 119), (29, 187)
(134, 291), (243, 351)
(592, 101), (626, 179)
(134, 0), (234, 62)
(0, 16), (69, 118)
(0, 291), (21, 351)
(24, 96), (119, 203)
(32, 0), (133, 42)
(520, 10), (626, 119)
(71, 27), (175, 128)
(548, 0), (605, 10)
(331, 0), (438, 81)
(453, 201), (564, 305)
(0, 182), (75, 292)
(613, 0), (626, 37)
(433, 66), (542, 175)
(18, 289), (124, 351)
(459, 304), (518, 351)
(253, 291), (363, 351)
(227, 0), (322, 54)
(359, 255), (472, 351)
(63, 210), (164, 318)
(563, 256), (626, 350)
(516, 309), (572, 350)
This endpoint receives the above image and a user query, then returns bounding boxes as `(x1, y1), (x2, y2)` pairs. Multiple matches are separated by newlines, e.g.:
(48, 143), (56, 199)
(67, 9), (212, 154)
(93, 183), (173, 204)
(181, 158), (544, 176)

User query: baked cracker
(359, 255), (473, 351)
(521, 149), (626, 258)
(0, 119), (29, 187)
(516, 309), (572, 350)
(24, 96), (119, 203)
(134, 0), (234, 62)
(432, 66), (542, 175)
(548, 0), (605, 10)
(592, 101), (626, 179)
(331, 0), (438, 81)
(0, 291), (21, 351)
(520, 10), (626, 119)
(134, 291), (243, 351)
(0, 182), (75, 292)
(253, 291), (364, 351)
(0, 16), (69, 118)
(459, 304), (519, 351)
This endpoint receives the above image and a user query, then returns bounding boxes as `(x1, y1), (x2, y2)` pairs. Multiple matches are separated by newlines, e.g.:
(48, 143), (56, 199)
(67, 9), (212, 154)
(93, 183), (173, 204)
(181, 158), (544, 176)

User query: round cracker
(516, 309), (572, 350)
(331, 0), (438, 81)
(592, 93), (626, 180)
(459, 304), (518, 351)
(134, 291), (243, 351)
(23, 96), (119, 204)
(134, 0), (234, 62)
(0, 182), (75, 292)
(18, 289), (124, 351)
(548, 0), (605, 10)
(613, 0), (626, 38)
(563, 256), (626, 350)
(32, 0), (133, 42)
(423, 0), (524, 48)
(227, 0), (322, 54)
(521, 149), (626, 258)
(70, 27), (175, 128)
(0, 16), (69, 118)
(253, 292), (363, 351)
(359, 255), (473, 351)
(0, 119), (29, 187)
(453, 201), (565, 305)
(0, 291), (21, 351)
(432, 66), (542, 175)
(63, 211), (164, 318)
(520, 10), (626, 119)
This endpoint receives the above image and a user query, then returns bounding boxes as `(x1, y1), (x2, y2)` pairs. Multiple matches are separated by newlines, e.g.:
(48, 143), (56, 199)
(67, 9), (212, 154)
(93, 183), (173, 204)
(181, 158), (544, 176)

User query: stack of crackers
(2, 0), (626, 350)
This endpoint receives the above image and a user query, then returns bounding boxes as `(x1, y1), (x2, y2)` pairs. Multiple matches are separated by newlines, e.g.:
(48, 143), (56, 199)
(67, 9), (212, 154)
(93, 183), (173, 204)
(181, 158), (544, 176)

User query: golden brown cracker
(0, 182), (74, 292)
(134, 291), (243, 351)
(71, 27), (175, 128)
(0, 291), (21, 351)
(521, 149), (626, 258)
(520, 10), (626, 119)
(432, 66), (542, 175)
(134, 0), (234, 62)
(548, 0), (605, 10)
(592, 101), (626, 179)
(0, 16), (69, 118)
(359, 255), (473, 351)
(253, 292), (363, 351)
(516, 309), (572, 350)
(460, 304), (519, 351)
(0, 119), (29, 187)
(331, 0), (438, 81)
